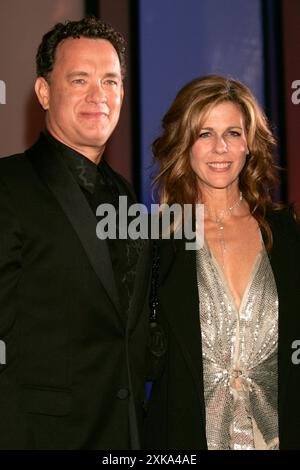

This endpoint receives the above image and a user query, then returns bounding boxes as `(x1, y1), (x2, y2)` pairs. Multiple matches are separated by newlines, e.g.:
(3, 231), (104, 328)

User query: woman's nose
(214, 135), (228, 154)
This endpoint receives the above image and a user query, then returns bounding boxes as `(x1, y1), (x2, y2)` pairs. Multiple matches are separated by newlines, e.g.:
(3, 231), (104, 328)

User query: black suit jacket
(0, 135), (151, 450)
(144, 208), (300, 450)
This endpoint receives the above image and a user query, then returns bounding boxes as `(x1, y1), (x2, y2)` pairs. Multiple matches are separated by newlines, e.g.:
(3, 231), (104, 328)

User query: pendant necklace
(205, 192), (243, 268)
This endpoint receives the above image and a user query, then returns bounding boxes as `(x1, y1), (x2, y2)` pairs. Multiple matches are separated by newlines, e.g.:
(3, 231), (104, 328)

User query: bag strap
(149, 241), (159, 324)
(148, 241), (167, 359)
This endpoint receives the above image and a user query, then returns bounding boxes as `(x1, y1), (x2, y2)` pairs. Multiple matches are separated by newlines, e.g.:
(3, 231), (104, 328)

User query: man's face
(35, 37), (123, 160)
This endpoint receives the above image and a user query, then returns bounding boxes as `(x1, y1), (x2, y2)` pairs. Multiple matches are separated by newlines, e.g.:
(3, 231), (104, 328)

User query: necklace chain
(205, 192), (243, 268)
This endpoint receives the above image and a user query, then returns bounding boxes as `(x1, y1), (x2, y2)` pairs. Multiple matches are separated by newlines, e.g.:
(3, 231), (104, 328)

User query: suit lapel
(127, 240), (151, 333)
(101, 161), (152, 329)
(160, 240), (206, 421)
(26, 135), (121, 316)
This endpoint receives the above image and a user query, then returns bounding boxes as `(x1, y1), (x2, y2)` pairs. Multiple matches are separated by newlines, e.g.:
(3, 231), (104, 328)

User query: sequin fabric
(196, 245), (279, 450)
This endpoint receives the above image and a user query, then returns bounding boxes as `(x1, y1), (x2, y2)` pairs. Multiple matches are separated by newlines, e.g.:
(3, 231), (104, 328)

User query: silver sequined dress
(196, 244), (279, 450)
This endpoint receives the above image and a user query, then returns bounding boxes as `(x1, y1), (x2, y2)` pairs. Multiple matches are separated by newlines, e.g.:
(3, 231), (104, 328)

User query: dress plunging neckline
(203, 239), (264, 314)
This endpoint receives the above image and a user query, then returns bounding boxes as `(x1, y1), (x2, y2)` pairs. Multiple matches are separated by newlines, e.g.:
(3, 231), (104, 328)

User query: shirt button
(117, 388), (129, 400)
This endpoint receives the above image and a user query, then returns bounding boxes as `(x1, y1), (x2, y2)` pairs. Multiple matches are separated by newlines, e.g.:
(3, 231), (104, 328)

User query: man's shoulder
(102, 160), (137, 202)
(102, 160), (129, 184)
(0, 152), (32, 183)
(0, 135), (48, 180)
(0, 140), (47, 194)
(0, 152), (27, 167)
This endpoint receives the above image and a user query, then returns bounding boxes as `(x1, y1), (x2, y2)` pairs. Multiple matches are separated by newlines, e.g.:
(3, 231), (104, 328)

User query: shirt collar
(43, 129), (102, 194)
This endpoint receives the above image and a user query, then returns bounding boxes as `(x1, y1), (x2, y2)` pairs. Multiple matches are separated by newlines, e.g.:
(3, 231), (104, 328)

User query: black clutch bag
(146, 241), (167, 381)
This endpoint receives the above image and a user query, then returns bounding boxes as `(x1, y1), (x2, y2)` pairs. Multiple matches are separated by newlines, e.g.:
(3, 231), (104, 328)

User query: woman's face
(190, 101), (248, 192)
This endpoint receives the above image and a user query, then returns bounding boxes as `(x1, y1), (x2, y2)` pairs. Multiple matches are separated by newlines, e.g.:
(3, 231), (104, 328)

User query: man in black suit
(0, 17), (150, 450)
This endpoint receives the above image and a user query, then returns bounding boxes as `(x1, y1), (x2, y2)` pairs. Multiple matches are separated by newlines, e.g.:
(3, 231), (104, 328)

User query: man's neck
(45, 128), (105, 165)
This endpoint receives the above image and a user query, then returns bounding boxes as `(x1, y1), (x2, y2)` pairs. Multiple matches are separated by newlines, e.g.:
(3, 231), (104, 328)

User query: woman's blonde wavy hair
(152, 74), (280, 249)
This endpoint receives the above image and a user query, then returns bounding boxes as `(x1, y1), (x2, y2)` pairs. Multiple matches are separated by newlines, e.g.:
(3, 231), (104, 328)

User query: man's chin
(78, 132), (111, 147)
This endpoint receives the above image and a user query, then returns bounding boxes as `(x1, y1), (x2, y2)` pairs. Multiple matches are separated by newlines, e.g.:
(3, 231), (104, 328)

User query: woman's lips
(207, 162), (232, 171)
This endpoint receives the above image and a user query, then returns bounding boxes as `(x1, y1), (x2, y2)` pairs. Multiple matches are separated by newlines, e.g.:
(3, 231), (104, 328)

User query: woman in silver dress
(144, 75), (300, 450)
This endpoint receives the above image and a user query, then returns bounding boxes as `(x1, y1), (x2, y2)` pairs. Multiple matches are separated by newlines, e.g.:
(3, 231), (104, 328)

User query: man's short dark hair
(36, 16), (126, 80)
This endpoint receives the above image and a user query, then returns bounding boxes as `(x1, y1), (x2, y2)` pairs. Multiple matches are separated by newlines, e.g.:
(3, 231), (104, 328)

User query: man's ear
(120, 83), (124, 104)
(34, 77), (50, 110)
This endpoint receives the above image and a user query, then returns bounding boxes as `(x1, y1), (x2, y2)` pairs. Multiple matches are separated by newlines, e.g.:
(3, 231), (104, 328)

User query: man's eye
(104, 79), (118, 86)
(72, 79), (86, 85)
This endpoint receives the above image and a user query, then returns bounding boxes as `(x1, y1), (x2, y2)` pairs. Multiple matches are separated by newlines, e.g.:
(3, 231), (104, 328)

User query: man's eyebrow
(102, 72), (122, 79)
(66, 71), (122, 80)
(66, 71), (89, 78)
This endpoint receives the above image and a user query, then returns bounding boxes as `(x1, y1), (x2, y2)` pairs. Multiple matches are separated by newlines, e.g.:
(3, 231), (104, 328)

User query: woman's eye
(199, 132), (211, 139)
(228, 130), (241, 137)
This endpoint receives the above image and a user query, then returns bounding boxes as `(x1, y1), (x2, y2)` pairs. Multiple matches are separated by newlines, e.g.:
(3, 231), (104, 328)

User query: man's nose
(86, 82), (107, 103)
(213, 135), (228, 154)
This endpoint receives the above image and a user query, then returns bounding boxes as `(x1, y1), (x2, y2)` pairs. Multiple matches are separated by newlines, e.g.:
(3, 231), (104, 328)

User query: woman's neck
(201, 186), (242, 216)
